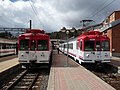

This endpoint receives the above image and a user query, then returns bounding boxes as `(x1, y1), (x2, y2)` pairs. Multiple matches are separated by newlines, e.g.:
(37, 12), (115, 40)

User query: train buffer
(47, 50), (115, 90)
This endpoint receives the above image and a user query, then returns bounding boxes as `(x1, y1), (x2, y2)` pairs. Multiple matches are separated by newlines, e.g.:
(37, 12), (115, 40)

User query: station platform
(0, 58), (18, 73)
(47, 50), (115, 90)
(109, 56), (120, 73)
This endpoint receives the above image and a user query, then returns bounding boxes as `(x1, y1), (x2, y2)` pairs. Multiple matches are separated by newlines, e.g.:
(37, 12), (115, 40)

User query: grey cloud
(0, 0), (120, 33)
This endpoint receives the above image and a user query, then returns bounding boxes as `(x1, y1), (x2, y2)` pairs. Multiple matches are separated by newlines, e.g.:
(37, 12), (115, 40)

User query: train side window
(68, 44), (70, 49)
(0, 44), (2, 49)
(65, 44), (67, 48)
(80, 41), (82, 50)
(2, 44), (6, 49)
(69, 43), (73, 49)
(71, 43), (73, 49)
(37, 40), (48, 51)
(20, 39), (29, 50)
(76, 42), (78, 49)
(6, 44), (8, 49)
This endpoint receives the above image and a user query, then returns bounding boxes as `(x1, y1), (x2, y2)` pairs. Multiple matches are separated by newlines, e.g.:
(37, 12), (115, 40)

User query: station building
(102, 10), (120, 56)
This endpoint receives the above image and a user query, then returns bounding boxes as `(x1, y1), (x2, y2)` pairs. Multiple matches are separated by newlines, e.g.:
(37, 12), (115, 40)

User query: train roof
(77, 30), (109, 40)
(18, 29), (49, 39)
(0, 38), (16, 44)
(25, 29), (45, 34)
(68, 37), (77, 42)
(80, 30), (102, 36)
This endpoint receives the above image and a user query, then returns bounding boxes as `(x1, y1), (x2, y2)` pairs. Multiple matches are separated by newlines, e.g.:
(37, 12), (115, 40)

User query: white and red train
(59, 30), (110, 64)
(18, 29), (52, 68)
(0, 41), (16, 57)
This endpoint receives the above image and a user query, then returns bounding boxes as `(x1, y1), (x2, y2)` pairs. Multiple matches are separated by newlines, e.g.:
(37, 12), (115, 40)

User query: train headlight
(86, 54), (89, 58)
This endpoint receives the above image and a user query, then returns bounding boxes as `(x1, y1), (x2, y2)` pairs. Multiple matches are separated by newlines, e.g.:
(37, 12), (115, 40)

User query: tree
(0, 31), (13, 38)
(55, 32), (60, 39)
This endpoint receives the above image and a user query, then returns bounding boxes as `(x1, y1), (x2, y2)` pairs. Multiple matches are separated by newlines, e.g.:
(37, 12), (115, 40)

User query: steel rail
(5, 70), (27, 90)
(27, 73), (39, 90)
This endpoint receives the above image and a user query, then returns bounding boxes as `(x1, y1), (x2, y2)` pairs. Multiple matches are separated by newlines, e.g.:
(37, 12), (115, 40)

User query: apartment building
(102, 10), (120, 56)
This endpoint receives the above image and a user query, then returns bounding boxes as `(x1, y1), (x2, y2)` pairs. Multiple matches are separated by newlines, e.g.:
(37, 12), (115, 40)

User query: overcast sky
(0, 0), (120, 33)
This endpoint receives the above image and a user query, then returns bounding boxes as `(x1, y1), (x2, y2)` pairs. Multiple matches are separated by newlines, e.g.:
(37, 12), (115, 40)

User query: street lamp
(61, 27), (76, 67)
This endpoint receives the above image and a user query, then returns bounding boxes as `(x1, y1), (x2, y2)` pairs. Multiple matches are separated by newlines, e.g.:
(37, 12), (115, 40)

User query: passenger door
(29, 39), (37, 61)
(95, 41), (101, 61)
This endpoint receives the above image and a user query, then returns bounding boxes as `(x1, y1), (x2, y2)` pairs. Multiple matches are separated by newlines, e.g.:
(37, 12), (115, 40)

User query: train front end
(78, 31), (110, 63)
(18, 29), (51, 68)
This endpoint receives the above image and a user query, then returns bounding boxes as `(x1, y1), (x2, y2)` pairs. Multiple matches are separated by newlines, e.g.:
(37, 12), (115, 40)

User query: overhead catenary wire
(29, 0), (44, 29)
(87, 0), (108, 19)
(87, 0), (117, 20)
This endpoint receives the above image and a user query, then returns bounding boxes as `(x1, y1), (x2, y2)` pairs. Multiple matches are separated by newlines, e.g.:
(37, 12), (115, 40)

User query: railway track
(0, 55), (17, 62)
(2, 67), (50, 90)
(82, 63), (120, 90)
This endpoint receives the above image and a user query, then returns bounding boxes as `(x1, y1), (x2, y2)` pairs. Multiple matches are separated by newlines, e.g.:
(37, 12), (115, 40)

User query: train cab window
(102, 41), (110, 51)
(84, 41), (94, 51)
(30, 40), (36, 50)
(96, 41), (100, 51)
(20, 39), (29, 50)
(37, 40), (48, 51)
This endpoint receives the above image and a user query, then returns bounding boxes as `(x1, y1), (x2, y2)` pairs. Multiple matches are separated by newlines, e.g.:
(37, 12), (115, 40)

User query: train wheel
(73, 57), (76, 61)
(76, 59), (79, 64)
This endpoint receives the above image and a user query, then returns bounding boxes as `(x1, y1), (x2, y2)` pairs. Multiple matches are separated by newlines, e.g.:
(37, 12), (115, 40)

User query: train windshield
(102, 41), (110, 51)
(37, 40), (48, 51)
(20, 39), (29, 50)
(84, 41), (94, 51)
